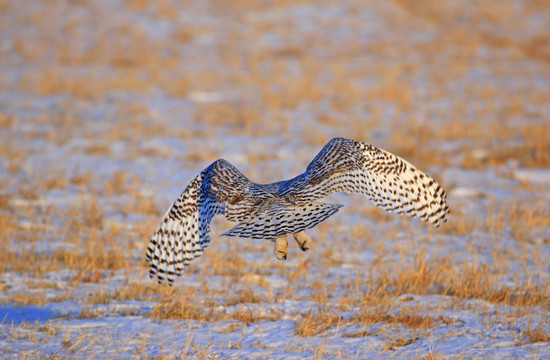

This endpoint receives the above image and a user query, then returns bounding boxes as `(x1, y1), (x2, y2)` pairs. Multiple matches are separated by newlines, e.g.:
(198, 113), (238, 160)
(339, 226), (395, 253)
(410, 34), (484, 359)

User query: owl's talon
(274, 236), (288, 261)
(293, 232), (311, 252)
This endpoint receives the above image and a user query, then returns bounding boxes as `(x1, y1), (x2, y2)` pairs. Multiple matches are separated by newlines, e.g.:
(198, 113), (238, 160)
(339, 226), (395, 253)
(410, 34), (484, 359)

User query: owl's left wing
(146, 159), (255, 285)
(145, 172), (220, 285)
(281, 137), (450, 227)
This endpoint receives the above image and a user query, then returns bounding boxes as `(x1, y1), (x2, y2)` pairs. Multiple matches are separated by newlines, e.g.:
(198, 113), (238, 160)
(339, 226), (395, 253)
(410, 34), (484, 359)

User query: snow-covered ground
(0, 0), (549, 358)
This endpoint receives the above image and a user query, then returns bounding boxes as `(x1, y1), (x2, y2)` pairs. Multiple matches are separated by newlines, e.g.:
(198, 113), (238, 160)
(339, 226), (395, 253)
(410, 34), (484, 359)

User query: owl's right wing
(145, 159), (257, 285)
(280, 137), (450, 227)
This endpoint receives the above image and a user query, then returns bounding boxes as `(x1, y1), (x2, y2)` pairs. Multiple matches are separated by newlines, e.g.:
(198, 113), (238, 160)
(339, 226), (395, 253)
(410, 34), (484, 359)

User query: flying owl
(146, 137), (449, 285)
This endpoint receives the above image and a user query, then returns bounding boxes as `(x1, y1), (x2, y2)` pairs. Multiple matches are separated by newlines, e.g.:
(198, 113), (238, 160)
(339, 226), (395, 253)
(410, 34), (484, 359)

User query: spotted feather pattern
(145, 159), (259, 285)
(278, 138), (450, 226)
(146, 137), (449, 284)
(222, 201), (342, 239)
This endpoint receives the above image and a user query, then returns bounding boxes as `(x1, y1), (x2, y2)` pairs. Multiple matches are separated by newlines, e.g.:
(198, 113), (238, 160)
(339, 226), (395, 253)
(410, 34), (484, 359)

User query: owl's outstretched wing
(279, 137), (450, 226)
(145, 159), (257, 285)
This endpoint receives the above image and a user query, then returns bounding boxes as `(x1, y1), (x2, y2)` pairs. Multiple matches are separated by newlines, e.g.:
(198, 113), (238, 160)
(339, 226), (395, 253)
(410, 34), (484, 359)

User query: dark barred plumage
(146, 137), (450, 284)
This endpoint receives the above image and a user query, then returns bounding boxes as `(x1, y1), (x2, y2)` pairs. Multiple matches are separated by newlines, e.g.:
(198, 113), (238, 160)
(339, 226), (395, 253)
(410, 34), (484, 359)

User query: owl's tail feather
(221, 201), (342, 240)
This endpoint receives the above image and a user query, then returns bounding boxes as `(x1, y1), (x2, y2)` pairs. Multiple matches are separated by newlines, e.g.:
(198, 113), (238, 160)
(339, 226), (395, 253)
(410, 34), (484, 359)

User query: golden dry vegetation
(0, 0), (549, 358)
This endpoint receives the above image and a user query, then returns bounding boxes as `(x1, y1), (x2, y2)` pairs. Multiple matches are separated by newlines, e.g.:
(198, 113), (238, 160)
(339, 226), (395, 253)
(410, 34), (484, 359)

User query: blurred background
(1, 0), (549, 188)
(0, 1), (549, 357)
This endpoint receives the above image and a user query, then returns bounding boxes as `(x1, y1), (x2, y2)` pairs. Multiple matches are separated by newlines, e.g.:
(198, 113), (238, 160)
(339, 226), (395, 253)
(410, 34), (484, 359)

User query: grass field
(1, 0), (549, 358)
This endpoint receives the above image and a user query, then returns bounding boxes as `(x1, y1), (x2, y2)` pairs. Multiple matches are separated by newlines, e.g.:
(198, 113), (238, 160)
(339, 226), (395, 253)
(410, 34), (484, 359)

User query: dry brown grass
(356, 306), (438, 329)
(4, 292), (53, 307)
(293, 309), (343, 337)
(370, 257), (550, 310)
(224, 287), (268, 307)
(78, 307), (106, 319)
(294, 304), (438, 338)
(113, 282), (178, 302)
(203, 250), (251, 277)
(1, 0), (549, 357)
(150, 296), (212, 321)
(384, 336), (420, 351)
(150, 293), (276, 325)
(521, 324), (550, 345)
(482, 198), (550, 244)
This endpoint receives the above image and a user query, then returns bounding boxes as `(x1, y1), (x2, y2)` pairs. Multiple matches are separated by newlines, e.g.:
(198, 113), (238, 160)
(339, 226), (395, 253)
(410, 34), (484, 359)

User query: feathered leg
(273, 236), (288, 260)
(293, 232), (310, 252)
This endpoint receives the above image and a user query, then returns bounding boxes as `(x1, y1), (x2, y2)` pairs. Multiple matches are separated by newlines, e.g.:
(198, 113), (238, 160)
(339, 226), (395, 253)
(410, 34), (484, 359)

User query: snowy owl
(146, 137), (449, 284)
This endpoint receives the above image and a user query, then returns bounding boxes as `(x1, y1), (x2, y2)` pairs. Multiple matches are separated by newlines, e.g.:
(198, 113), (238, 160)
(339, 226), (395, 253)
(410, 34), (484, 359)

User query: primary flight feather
(146, 137), (450, 284)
